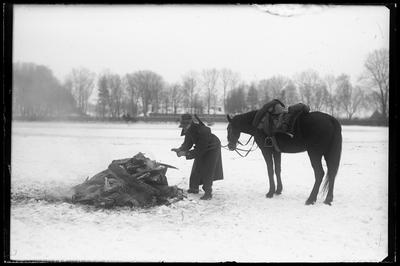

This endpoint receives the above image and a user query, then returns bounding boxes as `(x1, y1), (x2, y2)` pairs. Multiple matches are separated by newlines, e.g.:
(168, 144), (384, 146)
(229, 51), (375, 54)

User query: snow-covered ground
(10, 121), (388, 262)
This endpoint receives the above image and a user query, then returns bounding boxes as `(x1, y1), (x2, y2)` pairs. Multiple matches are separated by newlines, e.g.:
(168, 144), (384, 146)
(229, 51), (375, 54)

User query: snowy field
(9, 121), (388, 262)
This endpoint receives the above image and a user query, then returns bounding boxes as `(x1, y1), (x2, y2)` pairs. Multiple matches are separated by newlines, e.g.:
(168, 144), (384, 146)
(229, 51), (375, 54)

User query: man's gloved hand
(185, 151), (195, 160)
(172, 148), (186, 157)
(177, 151), (186, 157)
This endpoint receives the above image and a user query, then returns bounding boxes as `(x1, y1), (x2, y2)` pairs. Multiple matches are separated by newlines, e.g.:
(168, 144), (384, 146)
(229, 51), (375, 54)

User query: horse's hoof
(323, 200), (332, 206)
(274, 191), (282, 195)
(305, 199), (315, 205)
(266, 192), (274, 198)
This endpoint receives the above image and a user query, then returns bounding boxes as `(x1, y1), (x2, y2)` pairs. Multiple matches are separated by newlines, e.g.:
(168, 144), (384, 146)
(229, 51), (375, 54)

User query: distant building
(370, 110), (386, 120)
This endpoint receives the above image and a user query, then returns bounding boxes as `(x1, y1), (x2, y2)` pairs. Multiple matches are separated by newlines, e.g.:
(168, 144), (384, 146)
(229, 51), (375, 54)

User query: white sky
(13, 4), (389, 84)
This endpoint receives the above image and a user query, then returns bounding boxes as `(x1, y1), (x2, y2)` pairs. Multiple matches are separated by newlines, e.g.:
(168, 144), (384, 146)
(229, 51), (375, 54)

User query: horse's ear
(226, 114), (232, 123)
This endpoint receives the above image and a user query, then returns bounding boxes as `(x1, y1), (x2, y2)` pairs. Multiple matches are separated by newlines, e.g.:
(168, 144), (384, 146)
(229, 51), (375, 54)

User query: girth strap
(264, 136), (281, 153)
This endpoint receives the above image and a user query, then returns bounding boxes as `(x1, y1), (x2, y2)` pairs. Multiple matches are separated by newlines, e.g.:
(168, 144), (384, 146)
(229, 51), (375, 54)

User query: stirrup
(286, 132), (294, 138)
(264, 137), (273, 147)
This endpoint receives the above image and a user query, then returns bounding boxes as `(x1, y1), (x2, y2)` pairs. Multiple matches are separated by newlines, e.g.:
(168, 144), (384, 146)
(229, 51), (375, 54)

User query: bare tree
(159, 86), (169, 114)
(295, 70), (316, 107)
(150, 78), (165, 113)
(270, 75), (289, 100)
(169, 83), (183, 114)
(159, 83), (182, 114)
(192, 93), (204, 114)
(181, 71), (198, 113)
(361, 92), (380, 117)
(257, 79), (271, 104)
(360, 48), (389, 118)
(295, 70), (328, 111)
(127, 71), (164, 116)
(313, 83), (329, 111)
(108, 74), (123, 118)
(226, 84), (247, 114)
(13, 62), (75, 118)
(258, 75), (288, 104)
(324, 74), (337, 116)
(247, 83), (258, 110)
(96, 74), (110, 118)
(124, 73), (140, 116)
(282, 81), (299, 106)
(65, 67), (95, 115)
(201, 68), (219, 114)
(335, 74), (364, 119)
(220, 68), (240, 113)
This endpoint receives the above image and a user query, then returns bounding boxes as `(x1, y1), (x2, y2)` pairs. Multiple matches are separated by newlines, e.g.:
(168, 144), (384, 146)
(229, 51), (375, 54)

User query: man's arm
(185, 126), (211, 159)
(179, 133), (194, 151)
(253, 99), (285, 127)
(172, 131), (194, 157)
(252, 104), (270, 128)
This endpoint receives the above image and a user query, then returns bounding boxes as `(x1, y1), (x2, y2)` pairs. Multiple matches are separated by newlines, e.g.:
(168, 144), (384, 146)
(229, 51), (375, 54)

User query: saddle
(273, 103), (310, 136)
(254, 102), (310, 151)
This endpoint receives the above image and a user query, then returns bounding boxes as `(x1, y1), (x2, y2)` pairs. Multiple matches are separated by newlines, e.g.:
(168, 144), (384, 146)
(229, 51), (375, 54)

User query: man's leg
(188, 174), (199, 193)
(200, 150), (218, 200)
(200, 180), (212, 200)
(188, 160), (200, 193)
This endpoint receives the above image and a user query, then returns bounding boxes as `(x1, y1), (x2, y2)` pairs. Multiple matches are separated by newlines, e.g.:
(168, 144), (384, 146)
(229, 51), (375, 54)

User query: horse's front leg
(261, 147), (276, 198)
(273, 150), (283, 195)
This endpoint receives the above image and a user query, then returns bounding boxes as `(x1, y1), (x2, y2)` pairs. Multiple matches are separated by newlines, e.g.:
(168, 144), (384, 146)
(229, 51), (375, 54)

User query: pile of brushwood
(72, 153), (184, 208)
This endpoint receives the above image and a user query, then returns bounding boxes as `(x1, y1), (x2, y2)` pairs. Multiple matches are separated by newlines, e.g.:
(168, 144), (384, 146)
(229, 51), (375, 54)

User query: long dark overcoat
(179, 122), (223, 188)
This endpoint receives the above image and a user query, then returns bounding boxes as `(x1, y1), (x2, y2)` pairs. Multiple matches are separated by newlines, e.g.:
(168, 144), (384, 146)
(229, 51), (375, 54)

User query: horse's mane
(231, 110), (258, 133)
(232, 110), (257, 124)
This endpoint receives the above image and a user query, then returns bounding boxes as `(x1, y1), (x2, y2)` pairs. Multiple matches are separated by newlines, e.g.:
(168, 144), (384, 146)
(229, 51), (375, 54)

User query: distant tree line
(12, 48), (388, 123)
(13, 62), (76, 118)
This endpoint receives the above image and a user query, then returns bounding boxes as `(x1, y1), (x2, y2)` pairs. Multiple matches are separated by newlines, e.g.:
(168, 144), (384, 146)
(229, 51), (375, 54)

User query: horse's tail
(322, 117), (342, 193)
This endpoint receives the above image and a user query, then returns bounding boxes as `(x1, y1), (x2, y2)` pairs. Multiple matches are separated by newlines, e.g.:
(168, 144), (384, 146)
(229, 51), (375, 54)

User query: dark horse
(226, 108), (342, 205)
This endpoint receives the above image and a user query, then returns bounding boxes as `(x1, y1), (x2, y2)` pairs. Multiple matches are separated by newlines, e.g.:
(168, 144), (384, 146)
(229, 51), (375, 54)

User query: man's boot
(200, 191), (212, 200)
(187, 188), (199, 194)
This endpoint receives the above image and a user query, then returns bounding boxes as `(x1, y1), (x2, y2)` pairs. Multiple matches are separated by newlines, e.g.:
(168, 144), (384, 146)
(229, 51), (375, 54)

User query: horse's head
(226, 114), (241, 151)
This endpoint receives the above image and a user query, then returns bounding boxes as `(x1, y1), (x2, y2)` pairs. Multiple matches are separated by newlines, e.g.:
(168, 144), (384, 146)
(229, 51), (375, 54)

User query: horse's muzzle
(228, 143), (236, 151)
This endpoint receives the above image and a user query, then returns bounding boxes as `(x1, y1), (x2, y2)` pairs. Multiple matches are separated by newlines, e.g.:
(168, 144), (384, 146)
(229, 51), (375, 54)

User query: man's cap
(179, 113), (193, 128)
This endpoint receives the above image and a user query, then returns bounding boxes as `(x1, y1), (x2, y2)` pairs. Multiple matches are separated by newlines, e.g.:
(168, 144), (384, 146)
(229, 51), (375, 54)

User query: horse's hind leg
(273, 151), (282, 195)
(323, 150), (339, 205)
(323, 155), (336, 205)
(324, 181), (334, 205)
(306, 151), (324, 205)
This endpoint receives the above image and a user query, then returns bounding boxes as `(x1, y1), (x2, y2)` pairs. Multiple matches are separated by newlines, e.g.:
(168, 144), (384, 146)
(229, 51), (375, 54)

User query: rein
(234, 138), (257, 157)
(222, 135), (258, 157)
(237, 135), (253, 146)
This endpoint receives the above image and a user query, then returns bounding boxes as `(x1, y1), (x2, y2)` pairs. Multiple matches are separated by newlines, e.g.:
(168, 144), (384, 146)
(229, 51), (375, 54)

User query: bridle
(233, 136), (257, 157)
(223, 126), (258, 157)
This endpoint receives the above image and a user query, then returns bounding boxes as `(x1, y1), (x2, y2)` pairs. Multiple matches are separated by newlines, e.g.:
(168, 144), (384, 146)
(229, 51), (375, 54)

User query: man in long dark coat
(172, 114), (223, 200)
